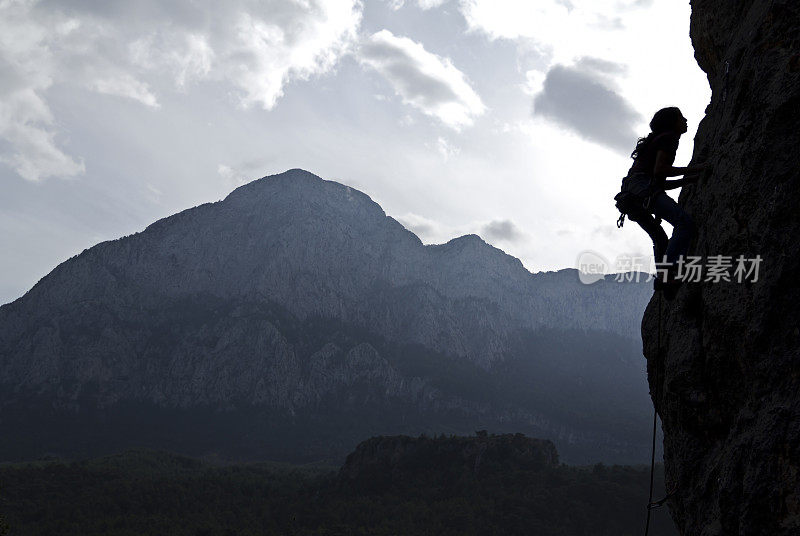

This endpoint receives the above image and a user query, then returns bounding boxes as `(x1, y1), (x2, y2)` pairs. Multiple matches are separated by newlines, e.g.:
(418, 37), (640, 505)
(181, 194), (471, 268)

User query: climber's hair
(630, 107), (684, 160)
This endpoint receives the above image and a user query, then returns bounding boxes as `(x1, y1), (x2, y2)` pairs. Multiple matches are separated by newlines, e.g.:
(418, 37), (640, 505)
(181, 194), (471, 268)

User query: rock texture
(0, 169), (651, 463)
(642, 1), (800, 534)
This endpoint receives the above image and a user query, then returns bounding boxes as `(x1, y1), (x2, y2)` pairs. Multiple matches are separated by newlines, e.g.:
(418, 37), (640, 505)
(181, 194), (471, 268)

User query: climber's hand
(685, 162), (707, 175)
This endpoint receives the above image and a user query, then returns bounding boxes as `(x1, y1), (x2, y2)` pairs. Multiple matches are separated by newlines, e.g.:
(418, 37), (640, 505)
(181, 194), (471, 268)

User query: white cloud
(90, 73), (159, 107)
(459, 0), (570, 50)
(226, 5), (362, 109)
(458, 0), (644, 55)
(0, 0), (363, 181)
(0, 2), (85, 181)
(383, 0), (447, 11)
(0, 99), (86, 182)
(396, 212), (476, 245)
(522, 69), (546, 96)
(396, 212), (447, 242)
(129, 32), (214, 89)
(417, 0), (448, 9)
(145, 183), (162, 204)
(435, 136), (459, 160)
(399, 114), (415, 126)
(217, 164), (250, 189)
(358, 30), (485, 129)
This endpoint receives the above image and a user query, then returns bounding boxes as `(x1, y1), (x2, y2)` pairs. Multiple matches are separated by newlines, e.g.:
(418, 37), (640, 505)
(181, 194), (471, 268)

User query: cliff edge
(643, 1), (800, 534)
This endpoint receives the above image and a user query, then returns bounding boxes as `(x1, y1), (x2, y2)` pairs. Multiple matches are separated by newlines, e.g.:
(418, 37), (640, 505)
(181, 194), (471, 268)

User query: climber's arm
(653, 150), (683, 179)
(654, 150), (706, 188)
(663, 176), (699, 190)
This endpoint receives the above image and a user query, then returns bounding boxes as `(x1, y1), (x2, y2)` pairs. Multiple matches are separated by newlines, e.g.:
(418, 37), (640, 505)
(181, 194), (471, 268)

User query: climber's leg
(650, 193), (695, 265)
(627, 210), (669, 263)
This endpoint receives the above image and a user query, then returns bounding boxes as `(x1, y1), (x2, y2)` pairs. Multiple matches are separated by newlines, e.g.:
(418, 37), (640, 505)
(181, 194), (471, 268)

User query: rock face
(0, 169), (652, 463)
(642, 1), (800, 534)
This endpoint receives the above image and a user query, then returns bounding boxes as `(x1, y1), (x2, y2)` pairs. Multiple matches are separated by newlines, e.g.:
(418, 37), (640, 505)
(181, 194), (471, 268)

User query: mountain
(641, 1), (800, 534)
(0, 169), (651, 464)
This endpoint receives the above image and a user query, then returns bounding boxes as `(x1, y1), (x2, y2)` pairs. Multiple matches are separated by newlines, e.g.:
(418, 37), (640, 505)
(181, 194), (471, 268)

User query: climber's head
(650, 107), (687, 135)
(631, 107), (688, 160)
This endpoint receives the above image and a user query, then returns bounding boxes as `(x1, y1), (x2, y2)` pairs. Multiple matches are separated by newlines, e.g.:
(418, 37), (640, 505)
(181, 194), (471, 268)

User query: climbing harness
(613, 187), (646, 228)
(614, 172), (659, 228)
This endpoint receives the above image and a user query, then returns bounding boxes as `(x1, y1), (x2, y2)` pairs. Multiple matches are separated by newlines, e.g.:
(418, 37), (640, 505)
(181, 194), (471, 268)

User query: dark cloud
(532, 60), (642, 153)
(358, 30), (484, 128)
(481, 219), (522, 242)
(360, 40), (460, 105)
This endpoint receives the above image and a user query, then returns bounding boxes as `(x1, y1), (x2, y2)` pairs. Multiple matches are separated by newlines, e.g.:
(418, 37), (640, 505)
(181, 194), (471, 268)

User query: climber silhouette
(615, 107), (704, 289)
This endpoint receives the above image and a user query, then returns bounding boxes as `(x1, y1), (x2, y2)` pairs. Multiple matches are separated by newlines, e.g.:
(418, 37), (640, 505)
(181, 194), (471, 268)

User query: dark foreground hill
(0, 169), (652, 464)
(0, 434), (677, 536)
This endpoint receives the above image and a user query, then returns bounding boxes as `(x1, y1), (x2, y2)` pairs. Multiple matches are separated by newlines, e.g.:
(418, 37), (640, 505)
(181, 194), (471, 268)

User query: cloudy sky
(0, 0), (710, 304)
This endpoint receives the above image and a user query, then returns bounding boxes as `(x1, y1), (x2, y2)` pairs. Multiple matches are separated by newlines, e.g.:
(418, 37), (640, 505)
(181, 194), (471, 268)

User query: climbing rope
(644, 292), (664, 536)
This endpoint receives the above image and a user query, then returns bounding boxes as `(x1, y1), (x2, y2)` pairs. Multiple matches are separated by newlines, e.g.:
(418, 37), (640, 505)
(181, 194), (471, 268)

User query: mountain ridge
(0, 168), (653, 464)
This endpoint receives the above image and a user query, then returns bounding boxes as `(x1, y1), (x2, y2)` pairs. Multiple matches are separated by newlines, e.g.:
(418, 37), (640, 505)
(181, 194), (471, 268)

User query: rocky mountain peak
(223, 168), (391, 227)
(0, 166), (654, 464)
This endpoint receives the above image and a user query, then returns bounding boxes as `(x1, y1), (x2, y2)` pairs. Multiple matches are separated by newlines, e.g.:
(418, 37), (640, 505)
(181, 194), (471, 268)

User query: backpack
(613, 175), (651, 228)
